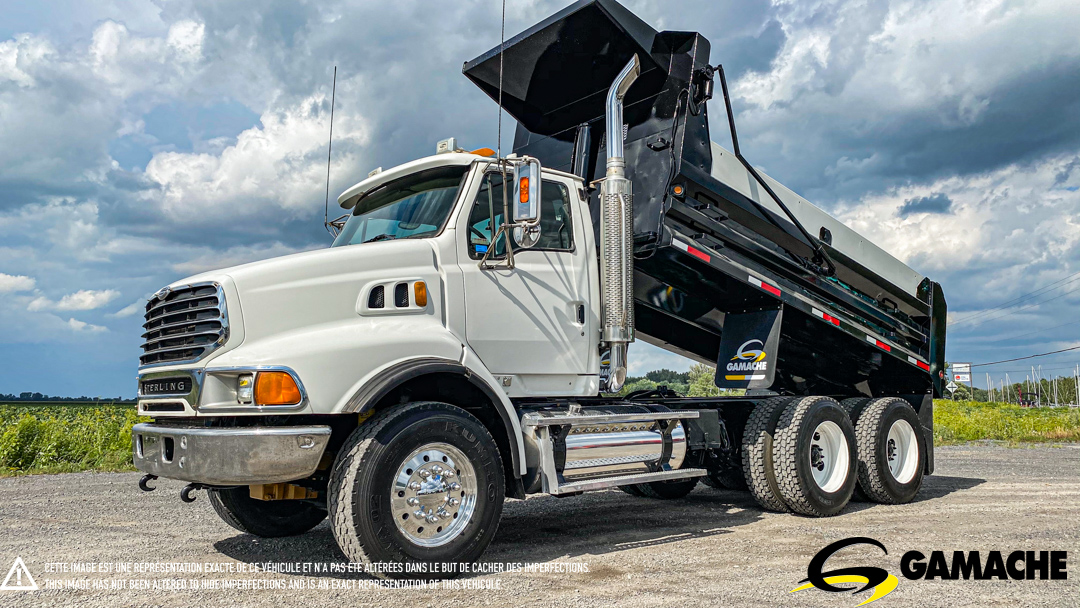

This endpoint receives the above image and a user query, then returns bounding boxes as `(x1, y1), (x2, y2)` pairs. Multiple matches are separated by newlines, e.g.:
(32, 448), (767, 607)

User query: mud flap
(714, 308), (783, 390)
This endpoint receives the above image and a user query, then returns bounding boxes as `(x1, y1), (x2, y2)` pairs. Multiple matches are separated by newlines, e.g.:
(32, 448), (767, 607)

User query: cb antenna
(324, 66), (340, 236)
(497, 0), (505, 159)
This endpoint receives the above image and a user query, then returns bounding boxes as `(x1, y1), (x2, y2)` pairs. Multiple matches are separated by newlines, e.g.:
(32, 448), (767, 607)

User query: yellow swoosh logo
(790, 574), (899, 606)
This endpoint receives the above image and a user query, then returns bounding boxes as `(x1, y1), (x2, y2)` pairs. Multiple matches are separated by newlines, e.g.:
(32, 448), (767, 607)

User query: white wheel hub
(808, 421), (849, 493)
(390, 442), (478, 547)
(886, 419), (918, 484)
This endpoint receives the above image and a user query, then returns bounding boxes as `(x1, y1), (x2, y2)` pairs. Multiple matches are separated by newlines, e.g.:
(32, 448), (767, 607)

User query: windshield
(332, 165), (468, 247)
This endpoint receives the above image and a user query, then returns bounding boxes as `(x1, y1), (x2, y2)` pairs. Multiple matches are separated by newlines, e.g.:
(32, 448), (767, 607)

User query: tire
(839, 398), (872, 503)
(619, 484), (647, 497)
(629, 477), (699, 499)
(773, 396), (857, 517)
(327, 402), (504, 579)
(849, 397), (925, 504)
(208, 487), (326, 538)
(703, 467), (748, 491)
(741, 396), (795, 512)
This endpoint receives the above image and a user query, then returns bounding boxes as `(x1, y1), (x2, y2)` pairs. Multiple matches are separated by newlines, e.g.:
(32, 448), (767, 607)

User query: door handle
(576, 304), (586, 325)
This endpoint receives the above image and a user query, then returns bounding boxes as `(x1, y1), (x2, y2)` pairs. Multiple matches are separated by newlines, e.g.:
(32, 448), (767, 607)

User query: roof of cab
(337, 153), (483, 210)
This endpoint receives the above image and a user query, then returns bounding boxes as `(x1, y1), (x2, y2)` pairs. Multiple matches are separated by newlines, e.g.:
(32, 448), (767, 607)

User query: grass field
(1, 399), (1078, 476)
(0, 403), (146, 477)
(933, 399), (1080, 445)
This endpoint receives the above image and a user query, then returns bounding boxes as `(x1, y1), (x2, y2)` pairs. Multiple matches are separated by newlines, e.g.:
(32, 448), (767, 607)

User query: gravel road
(1, 444), (1077, 607)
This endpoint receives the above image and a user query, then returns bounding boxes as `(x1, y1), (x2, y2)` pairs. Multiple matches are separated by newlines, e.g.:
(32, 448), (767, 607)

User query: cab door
(456, 170), (596, 397)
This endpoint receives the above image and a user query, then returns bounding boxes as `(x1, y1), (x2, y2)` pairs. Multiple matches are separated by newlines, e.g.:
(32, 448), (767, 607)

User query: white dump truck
(133, 0), (947, 576)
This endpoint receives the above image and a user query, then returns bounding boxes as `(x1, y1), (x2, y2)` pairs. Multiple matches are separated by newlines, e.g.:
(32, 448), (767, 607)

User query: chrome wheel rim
(809, 421), (849, 493)
(886, 419), (918, 484)
(390, 442), (477, 547)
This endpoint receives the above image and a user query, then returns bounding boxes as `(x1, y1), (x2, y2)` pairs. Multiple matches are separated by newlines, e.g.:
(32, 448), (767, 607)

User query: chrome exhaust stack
(600, 55), (641, 393)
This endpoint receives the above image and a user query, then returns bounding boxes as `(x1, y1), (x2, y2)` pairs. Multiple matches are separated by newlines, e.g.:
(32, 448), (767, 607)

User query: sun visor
(463, 0), (668, 137)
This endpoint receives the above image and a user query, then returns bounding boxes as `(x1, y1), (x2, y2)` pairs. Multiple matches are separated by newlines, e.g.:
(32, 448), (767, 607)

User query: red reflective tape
(917, 360), (930, 371)
(811, 308), (840, 326)
(866, 335), (891, 351)
(760, 282), (781, 297)
(686, 246), (711, 262)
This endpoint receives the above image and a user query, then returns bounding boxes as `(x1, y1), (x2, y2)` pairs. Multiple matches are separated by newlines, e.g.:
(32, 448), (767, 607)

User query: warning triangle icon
(1, 557), (38, 591)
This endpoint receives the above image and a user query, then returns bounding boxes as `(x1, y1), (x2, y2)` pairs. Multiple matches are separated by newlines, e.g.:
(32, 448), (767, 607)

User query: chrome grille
(140, 283), (228, 367)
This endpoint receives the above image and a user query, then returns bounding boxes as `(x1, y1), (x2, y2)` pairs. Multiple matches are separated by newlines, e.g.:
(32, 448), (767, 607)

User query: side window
(467, 173), (574, 259)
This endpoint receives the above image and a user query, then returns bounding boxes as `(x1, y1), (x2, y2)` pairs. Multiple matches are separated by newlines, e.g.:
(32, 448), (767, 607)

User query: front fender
(337, 354), (527, 477)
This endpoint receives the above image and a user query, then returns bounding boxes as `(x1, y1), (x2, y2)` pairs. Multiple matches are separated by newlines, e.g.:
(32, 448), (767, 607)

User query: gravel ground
(1, 444), (1077, 607)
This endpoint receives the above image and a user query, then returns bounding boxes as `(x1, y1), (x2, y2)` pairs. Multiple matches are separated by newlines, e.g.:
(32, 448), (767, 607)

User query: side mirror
(512, 158), (541, 224)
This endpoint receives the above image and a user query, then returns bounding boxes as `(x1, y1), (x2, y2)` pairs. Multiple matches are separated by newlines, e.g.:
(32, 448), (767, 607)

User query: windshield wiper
(364, 234), (397, 243)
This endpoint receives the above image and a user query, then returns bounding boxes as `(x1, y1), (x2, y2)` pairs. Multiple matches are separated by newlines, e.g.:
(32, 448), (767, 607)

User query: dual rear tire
(742, 395), (924, 516)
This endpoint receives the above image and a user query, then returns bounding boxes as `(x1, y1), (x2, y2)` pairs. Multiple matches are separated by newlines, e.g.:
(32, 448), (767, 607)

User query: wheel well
(366, 372), (524, 499)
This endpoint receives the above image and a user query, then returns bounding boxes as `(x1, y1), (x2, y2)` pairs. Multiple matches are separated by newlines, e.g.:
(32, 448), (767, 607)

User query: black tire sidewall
(791, 401), (857, 514)
(349, 404), (504, 571)
(868, 401), (925, 502)
(209, 487), (326, 538)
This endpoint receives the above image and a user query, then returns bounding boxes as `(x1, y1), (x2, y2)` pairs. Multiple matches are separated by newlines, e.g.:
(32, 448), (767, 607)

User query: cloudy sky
(1, 0), (1078, 398)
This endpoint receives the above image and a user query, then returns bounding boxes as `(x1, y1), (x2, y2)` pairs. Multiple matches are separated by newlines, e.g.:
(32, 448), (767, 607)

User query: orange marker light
(519, 177), (530, 203)
(254, 372), (303, 406)
(672, 185), (685, 196)
(413, 281), (428, 307)
(470, 147), (496, 157)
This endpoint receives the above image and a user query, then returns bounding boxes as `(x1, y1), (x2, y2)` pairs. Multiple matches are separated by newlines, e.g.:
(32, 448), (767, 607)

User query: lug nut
(449, 482), (461, 491)
(426, 514), (439, 523)
(408, 481), (421, 491)
(448, 498), (460, 507)
(443, 469), (455, 478)
(418, 469), (430, 479)
(407, 497), (419, 506)
(431, 465), (443, 475)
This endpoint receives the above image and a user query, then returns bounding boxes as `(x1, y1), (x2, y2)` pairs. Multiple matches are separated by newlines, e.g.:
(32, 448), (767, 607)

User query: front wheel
(327, 402), (505, 579)
(208, 487), (326, 538)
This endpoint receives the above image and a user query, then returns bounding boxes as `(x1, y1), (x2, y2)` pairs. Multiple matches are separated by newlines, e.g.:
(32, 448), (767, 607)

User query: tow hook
(139, 474), (158, 492)
(180, 483), (201, 503)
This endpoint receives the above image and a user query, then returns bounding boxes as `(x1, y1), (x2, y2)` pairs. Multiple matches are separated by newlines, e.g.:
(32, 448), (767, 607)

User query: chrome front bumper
(132, 423), (331, 485)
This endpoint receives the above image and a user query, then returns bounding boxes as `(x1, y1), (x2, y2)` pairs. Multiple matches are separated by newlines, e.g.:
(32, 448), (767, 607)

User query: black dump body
(464, 0), (946, 399)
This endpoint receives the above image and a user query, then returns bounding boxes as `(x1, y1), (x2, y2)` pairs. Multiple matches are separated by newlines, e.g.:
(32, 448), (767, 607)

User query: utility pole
(986, 372), (992, 402)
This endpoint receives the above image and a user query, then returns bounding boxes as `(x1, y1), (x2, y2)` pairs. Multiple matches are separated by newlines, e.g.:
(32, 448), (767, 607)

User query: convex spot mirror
(512, 158), (541, 224)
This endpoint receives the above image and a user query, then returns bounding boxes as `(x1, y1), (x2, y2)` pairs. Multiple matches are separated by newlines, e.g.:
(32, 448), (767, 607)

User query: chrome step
(522, 410), (699, 428)
(552, 468), (707, 496)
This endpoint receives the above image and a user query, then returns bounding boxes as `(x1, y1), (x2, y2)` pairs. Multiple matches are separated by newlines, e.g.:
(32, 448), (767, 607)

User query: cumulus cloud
(27, 289), (121, 311)
(0, 273), (35, 293)
(111, 300), (145, 318)
(898, 193), (953, 217)
(66, 317), (107, 333)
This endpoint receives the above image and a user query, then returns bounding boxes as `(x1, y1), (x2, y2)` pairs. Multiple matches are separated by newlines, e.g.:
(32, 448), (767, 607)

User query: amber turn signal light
(255, 371), (302, 406)
(519, 177), (530, 203)
(413, 281), (428, 307)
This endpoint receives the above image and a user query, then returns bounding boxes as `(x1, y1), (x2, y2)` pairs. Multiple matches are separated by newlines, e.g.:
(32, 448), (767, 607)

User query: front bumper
(132, 423), (331, 485)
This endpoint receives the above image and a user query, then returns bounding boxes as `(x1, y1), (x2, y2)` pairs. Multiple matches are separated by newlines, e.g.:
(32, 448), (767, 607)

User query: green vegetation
(2, 394), (1078, 478)
(0, 404), (146, 476)
(933, 399), (1080, 445)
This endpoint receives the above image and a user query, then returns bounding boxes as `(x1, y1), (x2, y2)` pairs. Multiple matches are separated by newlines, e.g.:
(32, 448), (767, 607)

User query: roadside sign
(952, 363), (971, 373)
(946, 381), (959, 393)
(954, 374), (971, 382)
